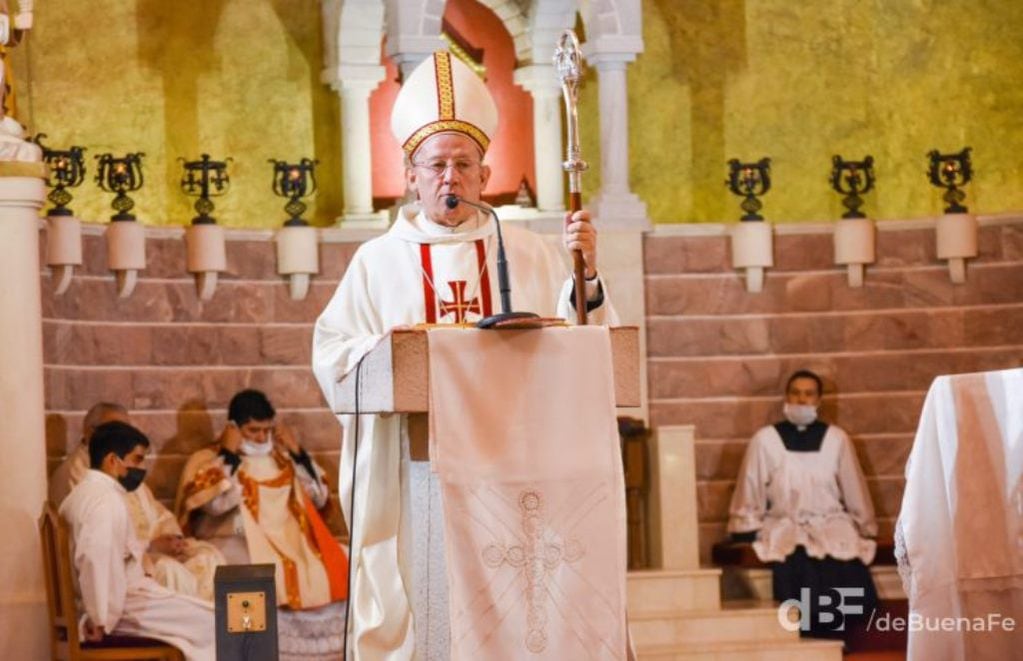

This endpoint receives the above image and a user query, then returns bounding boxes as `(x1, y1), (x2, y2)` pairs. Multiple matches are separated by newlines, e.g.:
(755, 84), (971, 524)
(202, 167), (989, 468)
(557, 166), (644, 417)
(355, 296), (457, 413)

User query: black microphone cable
(342, 351), (368, 660)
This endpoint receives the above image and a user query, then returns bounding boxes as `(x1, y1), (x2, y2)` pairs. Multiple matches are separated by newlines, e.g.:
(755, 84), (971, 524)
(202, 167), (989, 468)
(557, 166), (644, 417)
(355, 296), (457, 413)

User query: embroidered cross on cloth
(426, 327), (628, 659)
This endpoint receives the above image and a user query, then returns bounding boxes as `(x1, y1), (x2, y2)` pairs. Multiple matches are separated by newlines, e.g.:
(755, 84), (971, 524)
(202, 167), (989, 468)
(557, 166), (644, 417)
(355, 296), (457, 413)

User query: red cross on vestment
(418, 241), (493, 324)
(439, 280), (481, 323)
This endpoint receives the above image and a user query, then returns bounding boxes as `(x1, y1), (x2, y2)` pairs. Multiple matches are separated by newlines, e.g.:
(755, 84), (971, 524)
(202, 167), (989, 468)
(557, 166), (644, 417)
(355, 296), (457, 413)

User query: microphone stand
(444, 195), (540, 329)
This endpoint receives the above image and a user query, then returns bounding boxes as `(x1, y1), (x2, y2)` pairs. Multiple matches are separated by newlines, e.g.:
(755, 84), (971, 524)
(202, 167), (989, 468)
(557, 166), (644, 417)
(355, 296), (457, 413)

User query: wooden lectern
(331, 326), (641, 658)
(213, 564), (278, 661)
(333, 326), (641, 412)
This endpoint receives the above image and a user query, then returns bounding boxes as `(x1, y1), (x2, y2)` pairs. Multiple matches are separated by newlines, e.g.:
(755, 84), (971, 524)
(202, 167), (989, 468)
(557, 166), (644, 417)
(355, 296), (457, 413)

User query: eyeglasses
(412, 158), (482, 177)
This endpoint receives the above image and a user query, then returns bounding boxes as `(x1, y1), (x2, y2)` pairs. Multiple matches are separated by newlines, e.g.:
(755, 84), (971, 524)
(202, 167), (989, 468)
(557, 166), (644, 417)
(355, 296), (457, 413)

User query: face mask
(118, 466), (147, 492)
(240, 439), (273, 457)
(783, 402), (818, 428)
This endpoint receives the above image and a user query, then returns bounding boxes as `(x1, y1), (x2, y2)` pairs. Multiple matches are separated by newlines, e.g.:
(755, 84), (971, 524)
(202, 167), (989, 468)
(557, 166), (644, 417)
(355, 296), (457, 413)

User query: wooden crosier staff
(555, 29), (589, 326)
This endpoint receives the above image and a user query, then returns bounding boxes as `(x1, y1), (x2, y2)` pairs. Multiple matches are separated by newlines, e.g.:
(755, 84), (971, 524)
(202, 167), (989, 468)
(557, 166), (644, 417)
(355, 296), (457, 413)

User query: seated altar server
(59, 421), (215, 661)
(49, 401), (224, 601)
(313, 50), (619, 658)
(175, 388), (348, 661)
(728, 370), (879, 638)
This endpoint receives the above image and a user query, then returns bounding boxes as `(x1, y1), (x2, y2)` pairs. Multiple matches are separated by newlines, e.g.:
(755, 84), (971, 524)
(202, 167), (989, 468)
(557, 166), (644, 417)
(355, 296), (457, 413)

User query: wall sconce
(95, 152), (146, 298)
(180, 154), (230, 300)
(928, 147), (975, 284)
(36, 134), (86, 295)
(830, 155), (876, 288)
(270, 158), (319, 300)
(726, 158), (773, 293)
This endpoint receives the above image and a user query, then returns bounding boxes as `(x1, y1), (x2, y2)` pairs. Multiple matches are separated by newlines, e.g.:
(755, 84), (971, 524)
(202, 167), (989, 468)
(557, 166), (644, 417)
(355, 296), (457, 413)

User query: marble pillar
(394, 54), (432, 81)
(586, 53), (648, 230)
(514, 64), (565, 212)
(385, 34), (439, 82)
(0, 172), (48, 659)
(648, 425), (699, 571)
(326, 65), (387, 227)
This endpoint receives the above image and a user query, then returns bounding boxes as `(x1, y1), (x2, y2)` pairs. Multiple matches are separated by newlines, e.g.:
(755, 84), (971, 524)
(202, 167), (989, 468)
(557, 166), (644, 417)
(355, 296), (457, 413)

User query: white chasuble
(426, 327), (628, 660)
(896, 368), (1023, 661)
(236, 453), (348, 610)
(312, 204), (617, 660)
(176, 448), (347, 611)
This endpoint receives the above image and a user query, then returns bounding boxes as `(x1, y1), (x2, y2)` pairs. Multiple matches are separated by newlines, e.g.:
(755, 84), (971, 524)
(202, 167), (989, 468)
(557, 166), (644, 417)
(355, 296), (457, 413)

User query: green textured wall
(610, 0), (1023, 222)
(11, 1), (1023, 226)
(12, 0), (340, 228)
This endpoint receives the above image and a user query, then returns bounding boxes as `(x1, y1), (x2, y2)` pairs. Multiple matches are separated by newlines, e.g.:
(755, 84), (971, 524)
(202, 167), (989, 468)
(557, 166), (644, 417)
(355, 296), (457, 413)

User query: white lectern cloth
(427, 326), (628, 660)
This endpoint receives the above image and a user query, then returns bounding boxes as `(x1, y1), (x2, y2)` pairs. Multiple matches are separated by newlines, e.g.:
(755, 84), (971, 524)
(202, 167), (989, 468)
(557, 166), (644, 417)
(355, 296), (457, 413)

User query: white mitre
(390, 50), (498, 159)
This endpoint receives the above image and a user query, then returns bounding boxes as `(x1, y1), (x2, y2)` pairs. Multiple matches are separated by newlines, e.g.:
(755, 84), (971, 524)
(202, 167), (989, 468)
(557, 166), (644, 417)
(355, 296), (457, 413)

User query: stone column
(0, 169), (48, 658)
(392, 53), (432, 81)
(586, 52), (648, 229)
(514, 64), (565, 212)
(648, 425), (699, 570)
(633, 422), (723, 614)
(324, 64), (387, 227)
(385, 31), (442, 81)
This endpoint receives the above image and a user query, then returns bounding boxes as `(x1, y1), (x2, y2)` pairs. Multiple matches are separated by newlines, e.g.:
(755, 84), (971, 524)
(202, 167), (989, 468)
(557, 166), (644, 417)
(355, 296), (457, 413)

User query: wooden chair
(38, 502), (184, 661)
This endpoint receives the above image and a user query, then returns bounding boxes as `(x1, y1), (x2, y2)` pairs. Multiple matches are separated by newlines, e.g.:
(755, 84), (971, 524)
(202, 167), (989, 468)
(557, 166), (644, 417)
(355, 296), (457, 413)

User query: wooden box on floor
(214, 564), (278, 661)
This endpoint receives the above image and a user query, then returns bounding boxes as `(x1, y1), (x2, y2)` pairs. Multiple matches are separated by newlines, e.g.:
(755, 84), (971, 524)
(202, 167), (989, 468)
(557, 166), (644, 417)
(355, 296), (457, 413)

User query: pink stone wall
(41, 229), (360, 535)
(644, 219), (1023, 563)
(41, 219), (1023, 558)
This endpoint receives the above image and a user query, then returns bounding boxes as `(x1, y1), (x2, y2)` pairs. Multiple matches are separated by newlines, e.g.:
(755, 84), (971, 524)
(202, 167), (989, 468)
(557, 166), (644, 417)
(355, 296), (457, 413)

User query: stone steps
(720, 565), (907, 602)
(628, 568), (722, 614)
(629, 604), (795, 647)
(635, 637), (844, 661)
(627, 571), (844, 660)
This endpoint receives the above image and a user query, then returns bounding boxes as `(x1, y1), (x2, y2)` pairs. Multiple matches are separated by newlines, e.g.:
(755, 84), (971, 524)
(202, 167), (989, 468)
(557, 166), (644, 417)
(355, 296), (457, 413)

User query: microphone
(444, 195), (539, 328)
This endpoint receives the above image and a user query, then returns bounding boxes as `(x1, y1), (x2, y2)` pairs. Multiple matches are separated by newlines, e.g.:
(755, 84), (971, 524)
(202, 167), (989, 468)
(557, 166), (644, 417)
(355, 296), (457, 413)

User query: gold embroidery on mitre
(434, 51), (455, 120)
(403, 120), (490, 157)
